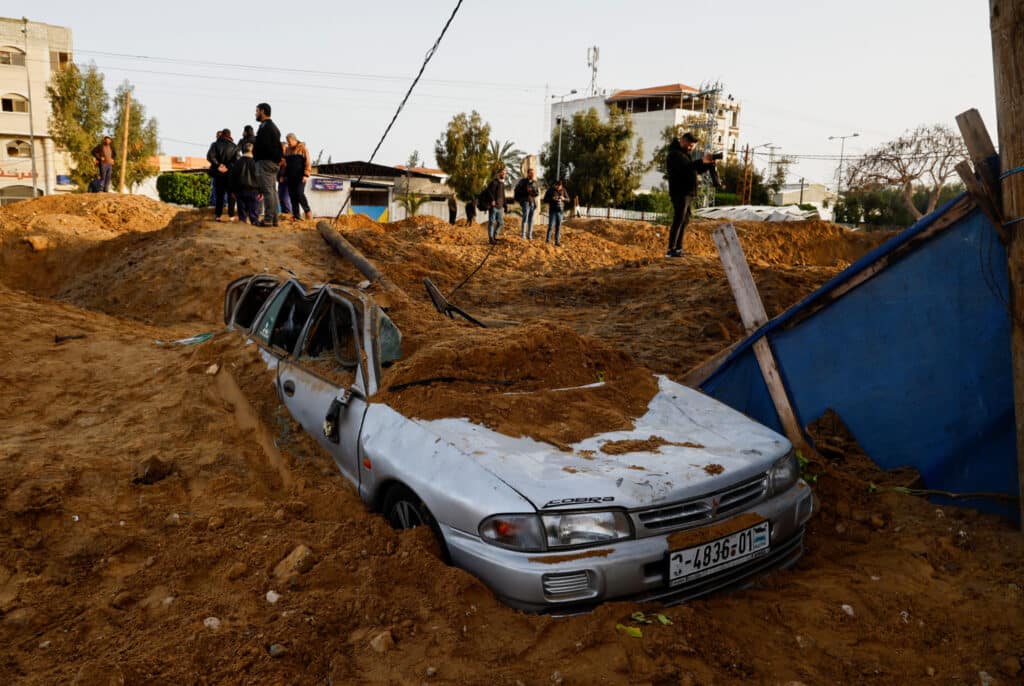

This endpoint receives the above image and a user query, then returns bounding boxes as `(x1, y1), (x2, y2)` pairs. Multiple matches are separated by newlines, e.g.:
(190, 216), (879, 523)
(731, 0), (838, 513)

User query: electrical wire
(334, 0), (464, 221)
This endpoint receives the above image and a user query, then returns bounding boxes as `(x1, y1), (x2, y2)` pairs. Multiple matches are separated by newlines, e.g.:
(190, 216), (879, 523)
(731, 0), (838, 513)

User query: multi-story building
(549, 83), (741, 192)
(0, 17), (73, 204)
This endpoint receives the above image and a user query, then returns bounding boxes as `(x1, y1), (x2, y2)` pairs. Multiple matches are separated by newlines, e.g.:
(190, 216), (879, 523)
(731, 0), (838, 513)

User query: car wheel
(381, 484), (449, 562)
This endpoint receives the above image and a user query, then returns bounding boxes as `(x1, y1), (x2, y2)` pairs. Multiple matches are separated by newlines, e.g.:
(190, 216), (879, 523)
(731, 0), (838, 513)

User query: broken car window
(297, 298), (361, 388)
(233, 278), (280, 331)
(254, 283), (318, 354)
(378, 311), (403, 366)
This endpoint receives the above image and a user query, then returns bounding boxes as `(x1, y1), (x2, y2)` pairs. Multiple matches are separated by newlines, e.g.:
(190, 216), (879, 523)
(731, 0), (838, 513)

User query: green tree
(649, 117), (707, 182)
(539, 106), (646, 207)
(434, 111), (492, 201)
(714, 160), (770, 205)
(110, 82), (160, 191)
(46, 62), (109, 190)
(487, 140), (525, 184)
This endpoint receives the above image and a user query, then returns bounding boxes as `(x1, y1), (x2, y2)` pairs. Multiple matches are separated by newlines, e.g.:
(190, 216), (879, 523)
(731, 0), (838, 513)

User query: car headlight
(768, 451), (799, 496)
(541, 511), (631, 549)
(479, 514), (545, 551)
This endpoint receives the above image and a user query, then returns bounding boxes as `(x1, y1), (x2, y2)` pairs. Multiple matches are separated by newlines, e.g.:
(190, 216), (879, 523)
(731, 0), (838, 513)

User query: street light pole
(21, 17), (39, 199)
(828, 132), (859, 198)
(552, 89), (577, 181)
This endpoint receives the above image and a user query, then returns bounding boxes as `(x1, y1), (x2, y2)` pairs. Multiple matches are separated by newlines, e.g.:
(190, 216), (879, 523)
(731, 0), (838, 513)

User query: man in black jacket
(253, 103), (283, 226)
(665, 132), (714, 257)
(207, 128), (238, 221)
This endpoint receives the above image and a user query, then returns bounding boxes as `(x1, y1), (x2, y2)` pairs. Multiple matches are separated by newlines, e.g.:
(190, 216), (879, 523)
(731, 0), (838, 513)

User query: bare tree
(846, 124), (966, 219)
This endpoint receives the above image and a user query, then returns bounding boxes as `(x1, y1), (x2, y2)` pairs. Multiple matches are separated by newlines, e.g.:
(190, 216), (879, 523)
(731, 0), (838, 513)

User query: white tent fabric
(694, 205), (820, 222)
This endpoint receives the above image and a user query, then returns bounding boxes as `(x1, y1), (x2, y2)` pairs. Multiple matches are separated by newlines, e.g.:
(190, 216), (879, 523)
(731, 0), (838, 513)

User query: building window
(6, 140), (30, 157)
(0, 49), (26, 66)
(1, 95), (29, 113)
(49, 51), (71, 72)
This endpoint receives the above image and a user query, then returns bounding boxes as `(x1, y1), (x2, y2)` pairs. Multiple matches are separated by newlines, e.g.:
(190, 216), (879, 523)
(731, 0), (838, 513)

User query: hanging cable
(334, 0), (464, 222)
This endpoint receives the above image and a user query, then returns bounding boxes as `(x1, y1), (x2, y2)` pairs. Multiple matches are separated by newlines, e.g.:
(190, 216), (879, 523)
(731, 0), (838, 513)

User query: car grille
(542, 571), (597, 601)
(635, 474), (768, 534)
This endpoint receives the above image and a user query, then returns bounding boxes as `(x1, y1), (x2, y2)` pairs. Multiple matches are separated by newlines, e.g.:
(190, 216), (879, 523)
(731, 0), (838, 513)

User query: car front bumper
(442, 480), (814, 612)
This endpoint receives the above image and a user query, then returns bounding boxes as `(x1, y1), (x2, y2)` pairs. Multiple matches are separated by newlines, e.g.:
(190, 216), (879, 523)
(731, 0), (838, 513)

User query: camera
(711, 151), (724, 161)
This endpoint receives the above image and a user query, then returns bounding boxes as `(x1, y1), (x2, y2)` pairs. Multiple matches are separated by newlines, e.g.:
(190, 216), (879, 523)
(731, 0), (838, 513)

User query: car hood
(404, 375), (791, 511)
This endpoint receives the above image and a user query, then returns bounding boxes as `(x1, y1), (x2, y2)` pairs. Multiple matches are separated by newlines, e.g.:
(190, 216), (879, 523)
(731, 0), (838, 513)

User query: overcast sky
(28, 0), (997, 188)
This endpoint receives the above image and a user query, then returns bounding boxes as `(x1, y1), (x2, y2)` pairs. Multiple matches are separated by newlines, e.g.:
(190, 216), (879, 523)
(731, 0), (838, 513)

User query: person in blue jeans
(513, 167), (539, 239)
(90, 136), (115, 192)
(485, 168), (507, 244)
(544, 179), (568, 246)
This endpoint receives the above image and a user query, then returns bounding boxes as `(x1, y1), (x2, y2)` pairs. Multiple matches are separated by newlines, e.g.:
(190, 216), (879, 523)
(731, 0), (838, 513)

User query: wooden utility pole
(739, 144), (751, 204)
(118, 90), (131, 193)
(990, 0), (1024, 524)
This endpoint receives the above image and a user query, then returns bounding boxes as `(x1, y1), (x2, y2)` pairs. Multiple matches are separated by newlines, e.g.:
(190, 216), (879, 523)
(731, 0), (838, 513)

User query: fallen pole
(317, 221), (400, 294)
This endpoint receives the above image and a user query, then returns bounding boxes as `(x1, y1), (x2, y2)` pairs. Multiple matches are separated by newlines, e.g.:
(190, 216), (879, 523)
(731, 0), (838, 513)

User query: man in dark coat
(253, 103), (283, 226)
(207, 128), (238, 221)
(665, 132), (714, 257)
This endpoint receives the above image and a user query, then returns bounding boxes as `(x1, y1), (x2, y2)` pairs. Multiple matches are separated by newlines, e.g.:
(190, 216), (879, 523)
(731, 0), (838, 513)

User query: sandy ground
(1, 195), (1022, 685)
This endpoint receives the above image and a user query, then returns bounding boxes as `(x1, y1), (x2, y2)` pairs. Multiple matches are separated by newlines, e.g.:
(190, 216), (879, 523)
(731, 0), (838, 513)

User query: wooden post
(712, 223), (819, 459)
(990, 0), (1024, 524)
(118, 90), (131, 194)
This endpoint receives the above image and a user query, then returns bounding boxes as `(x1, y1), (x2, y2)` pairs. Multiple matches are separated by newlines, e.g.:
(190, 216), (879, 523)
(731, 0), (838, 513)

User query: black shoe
(666, 249), (683, 258)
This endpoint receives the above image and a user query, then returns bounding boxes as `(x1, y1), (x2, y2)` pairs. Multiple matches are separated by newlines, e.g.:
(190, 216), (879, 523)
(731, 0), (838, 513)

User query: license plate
(667, 521), (770, 586)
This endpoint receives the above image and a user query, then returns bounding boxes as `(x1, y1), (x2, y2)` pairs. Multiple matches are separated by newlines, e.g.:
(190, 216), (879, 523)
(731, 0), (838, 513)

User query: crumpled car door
(277, 293), (367, 485)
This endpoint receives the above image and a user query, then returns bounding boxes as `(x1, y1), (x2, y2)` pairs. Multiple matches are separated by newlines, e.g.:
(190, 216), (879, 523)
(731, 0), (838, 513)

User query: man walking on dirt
(514, 168), (539, 239)
(91, 136), (115, 192)
(253, 103), (283, 226)
(665, 132), (715, 257)
(485, 168), (507, 245)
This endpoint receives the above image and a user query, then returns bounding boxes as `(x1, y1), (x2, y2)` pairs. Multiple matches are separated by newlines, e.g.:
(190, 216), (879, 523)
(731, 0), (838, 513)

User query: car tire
(381, 484), (449, 562)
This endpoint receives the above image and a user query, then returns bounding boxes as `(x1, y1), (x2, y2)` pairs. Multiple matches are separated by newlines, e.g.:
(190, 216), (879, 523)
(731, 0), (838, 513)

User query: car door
(277, 292), (368, 485)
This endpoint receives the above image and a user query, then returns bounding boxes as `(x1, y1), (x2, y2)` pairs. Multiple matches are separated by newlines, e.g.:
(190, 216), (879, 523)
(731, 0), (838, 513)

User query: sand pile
(378, 322), (659, 447)
(1, 197), (1023, 685)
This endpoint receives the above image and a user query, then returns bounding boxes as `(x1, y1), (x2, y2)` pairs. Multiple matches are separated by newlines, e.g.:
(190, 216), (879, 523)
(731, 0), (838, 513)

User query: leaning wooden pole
(712, 223), (820, 461)
(990, 0), (1024, 524)
(118, 90), (131, 194)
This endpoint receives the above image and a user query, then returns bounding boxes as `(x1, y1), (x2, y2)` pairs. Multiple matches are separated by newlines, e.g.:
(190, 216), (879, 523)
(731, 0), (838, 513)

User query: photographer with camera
(665, 132), (718, 257)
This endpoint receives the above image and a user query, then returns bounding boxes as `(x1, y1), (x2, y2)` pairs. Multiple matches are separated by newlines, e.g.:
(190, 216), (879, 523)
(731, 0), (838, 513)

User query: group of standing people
(206, 102), (312, 226)
(465, 168), (570, 247)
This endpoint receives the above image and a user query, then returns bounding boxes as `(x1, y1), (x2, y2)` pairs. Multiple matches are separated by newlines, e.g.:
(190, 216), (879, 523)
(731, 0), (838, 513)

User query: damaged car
(224, 274), (815, 612)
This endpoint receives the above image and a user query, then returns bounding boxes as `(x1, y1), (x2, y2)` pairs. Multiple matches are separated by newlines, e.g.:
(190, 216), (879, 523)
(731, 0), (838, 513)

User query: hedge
(157, 172), (211, 207)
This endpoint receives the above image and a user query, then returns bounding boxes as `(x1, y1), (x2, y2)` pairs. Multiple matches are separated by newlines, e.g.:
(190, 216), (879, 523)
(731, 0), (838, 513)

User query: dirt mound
(568, 216), (890, 267)
(2, 196), (1024, 685)
(378, 322), (660, 447)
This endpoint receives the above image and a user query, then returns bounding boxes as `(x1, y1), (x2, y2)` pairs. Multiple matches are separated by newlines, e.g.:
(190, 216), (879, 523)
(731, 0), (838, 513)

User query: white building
(0, 17), (74, 204)
(549, 83), (741, 192)
(771, 182), (837, 221)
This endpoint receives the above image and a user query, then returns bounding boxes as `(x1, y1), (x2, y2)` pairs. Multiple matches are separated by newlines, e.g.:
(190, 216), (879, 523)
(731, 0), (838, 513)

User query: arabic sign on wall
(312, 178), (346, 191)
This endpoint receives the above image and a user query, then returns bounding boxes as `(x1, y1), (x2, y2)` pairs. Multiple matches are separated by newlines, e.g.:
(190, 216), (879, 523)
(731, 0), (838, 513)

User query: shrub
(714, 192), (740, 206)
(157, 172), (211, 207)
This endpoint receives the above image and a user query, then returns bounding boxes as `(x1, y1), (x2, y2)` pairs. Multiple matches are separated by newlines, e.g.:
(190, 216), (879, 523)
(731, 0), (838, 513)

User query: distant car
(224, 274), (815, 612)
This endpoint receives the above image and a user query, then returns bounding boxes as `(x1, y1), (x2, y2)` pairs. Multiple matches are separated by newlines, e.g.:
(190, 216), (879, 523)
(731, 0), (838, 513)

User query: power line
(335, 0), (464, 220)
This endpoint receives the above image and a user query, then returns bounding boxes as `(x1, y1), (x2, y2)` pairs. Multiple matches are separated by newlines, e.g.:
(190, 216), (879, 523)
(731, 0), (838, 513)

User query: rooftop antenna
(587, 46), (600, 96)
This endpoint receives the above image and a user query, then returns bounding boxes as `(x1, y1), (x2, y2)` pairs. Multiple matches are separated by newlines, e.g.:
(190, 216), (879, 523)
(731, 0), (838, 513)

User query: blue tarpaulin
(699, 195), (1015, 517)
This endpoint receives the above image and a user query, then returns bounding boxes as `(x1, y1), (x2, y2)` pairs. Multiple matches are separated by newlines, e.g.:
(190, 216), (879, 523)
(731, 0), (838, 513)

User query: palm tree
(395, 193), (431, 217)
(487, 140), (525, 184)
